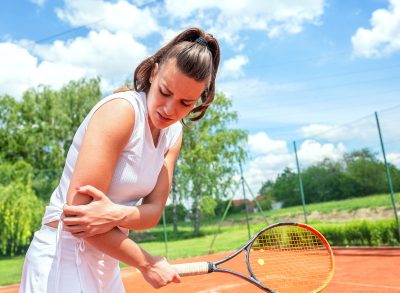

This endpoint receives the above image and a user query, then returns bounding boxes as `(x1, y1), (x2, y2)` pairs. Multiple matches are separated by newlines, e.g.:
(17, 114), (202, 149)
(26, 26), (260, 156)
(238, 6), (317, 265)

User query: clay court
(1, 248), (399, 293)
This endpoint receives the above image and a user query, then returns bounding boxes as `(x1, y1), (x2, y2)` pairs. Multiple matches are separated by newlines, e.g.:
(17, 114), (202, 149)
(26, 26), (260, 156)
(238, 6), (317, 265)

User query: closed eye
(159, 87), (171, 97)
(181, 101), (193, 107)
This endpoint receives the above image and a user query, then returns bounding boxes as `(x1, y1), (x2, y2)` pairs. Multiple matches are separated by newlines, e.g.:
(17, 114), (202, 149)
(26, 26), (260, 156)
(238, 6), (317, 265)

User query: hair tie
(195, 37), (208, 46)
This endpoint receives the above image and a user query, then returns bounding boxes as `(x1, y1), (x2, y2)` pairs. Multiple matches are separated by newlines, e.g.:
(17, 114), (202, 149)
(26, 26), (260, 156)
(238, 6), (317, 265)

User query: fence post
(293, 141), (308, 223)
(208, 198), (233, 253)
(162, 210), (168, 258)
(239, 161), (251, 239)
(375, 112), (400, 239)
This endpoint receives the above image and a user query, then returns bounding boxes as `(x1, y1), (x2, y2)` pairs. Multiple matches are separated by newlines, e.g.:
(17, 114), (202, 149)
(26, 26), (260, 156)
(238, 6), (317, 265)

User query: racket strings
(248, 225), (333, 293)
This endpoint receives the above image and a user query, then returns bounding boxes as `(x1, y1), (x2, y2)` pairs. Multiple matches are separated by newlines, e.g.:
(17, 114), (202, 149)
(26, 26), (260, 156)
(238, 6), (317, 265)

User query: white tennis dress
(19, 91), (182, 293)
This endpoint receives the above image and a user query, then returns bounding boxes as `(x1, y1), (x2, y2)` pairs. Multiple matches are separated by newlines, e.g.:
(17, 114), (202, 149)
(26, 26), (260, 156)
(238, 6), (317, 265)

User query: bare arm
(62, 131), (182, 233)
(64, 98), (180, 287)
(117, 132), (182, 230)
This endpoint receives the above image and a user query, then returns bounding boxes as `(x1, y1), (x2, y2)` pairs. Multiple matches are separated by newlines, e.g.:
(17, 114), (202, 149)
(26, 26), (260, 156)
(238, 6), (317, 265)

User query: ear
(150, 62), (159, 83)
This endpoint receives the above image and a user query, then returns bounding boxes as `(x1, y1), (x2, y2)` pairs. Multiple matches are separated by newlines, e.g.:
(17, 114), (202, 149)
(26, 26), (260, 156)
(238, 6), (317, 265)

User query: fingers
(62, 216), (81, 226)
(71, 232), (88, 238)
(63, 204), (84, 217)
(76, 185), (106, 201)
(63, 224), (85, 234)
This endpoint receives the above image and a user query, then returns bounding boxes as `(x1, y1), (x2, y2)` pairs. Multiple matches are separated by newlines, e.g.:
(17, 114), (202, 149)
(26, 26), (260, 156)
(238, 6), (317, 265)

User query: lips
(157, 112), (173, 122)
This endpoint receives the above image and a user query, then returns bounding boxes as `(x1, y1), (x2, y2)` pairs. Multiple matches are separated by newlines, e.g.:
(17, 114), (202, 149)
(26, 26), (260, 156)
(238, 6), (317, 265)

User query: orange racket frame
(173, 222), (334, 293)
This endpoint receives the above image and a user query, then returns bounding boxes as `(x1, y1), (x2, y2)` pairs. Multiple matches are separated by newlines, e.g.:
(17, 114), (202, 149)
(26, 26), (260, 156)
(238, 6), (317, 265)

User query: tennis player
(19, 27), (220, 292)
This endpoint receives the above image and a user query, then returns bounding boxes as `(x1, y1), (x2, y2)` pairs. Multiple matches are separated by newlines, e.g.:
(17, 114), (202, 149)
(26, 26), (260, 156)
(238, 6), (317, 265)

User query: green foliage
(163, 203), (188, 224)
(344, 149), (388, 196)
(258, 195), (273, 211)
(258, 180), (274, 210)
(0, 160), (34, 186)
(0, 78), (101, 256)
(200, 196), (218, 218)
(176, 92), (248, 234)
(0, 78), (102, 200)
(268, 167), (298, 206)
(0, 180), (45, 256)
(316, 220), (399, 246)
(259, 148), (400, 207)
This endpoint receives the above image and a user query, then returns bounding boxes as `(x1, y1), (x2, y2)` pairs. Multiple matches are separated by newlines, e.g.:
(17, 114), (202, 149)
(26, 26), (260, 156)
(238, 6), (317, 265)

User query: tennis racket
(173, 222), (334, 293)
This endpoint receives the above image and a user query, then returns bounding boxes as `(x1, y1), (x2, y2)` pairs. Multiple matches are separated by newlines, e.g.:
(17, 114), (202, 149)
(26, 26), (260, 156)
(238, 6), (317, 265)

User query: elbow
(148, 214), (162, 229)
(147, 207), (164, 229)
(135, 217), (160, 230)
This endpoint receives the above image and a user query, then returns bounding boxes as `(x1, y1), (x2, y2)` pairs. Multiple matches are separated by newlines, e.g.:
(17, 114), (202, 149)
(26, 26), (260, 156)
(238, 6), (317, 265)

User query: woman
(20, 27), (220, 292)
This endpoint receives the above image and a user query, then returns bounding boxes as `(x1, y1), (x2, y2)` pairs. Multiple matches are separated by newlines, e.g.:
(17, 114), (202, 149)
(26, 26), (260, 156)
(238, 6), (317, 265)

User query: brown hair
(116, 27), (220, 123)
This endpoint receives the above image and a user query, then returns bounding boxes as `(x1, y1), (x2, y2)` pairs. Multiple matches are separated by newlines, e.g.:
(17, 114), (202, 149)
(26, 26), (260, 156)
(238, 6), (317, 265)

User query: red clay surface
(1, 248), (399, 293)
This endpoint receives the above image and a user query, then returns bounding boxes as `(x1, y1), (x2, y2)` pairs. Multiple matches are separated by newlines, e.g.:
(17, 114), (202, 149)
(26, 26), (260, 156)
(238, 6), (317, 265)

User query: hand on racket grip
(140, 256), (181, 289)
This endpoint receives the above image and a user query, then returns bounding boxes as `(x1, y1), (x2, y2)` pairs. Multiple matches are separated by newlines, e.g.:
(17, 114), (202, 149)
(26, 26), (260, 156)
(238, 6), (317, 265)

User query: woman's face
(147, 58), (208, 131)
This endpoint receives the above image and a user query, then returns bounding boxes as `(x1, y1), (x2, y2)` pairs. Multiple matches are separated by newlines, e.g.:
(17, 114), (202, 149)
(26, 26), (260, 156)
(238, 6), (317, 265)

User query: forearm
(84, 226), (154, 270)
(117, 204), (162, 230)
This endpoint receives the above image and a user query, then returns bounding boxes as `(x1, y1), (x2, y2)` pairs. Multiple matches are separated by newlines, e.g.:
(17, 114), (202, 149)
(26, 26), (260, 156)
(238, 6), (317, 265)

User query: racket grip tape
(173, 262), (213, 277)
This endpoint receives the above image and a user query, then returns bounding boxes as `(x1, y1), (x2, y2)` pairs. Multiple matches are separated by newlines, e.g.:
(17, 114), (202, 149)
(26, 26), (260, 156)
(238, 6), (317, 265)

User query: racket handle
(173, 262), (212, 277)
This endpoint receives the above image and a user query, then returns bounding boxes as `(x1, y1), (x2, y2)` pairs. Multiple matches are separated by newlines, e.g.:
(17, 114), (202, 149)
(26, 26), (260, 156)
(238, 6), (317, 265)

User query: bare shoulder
(88, 98), (136, 144)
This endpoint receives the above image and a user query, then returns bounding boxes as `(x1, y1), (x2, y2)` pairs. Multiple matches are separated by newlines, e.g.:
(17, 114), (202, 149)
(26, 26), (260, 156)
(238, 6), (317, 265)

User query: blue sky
(1, 0), (399, 194)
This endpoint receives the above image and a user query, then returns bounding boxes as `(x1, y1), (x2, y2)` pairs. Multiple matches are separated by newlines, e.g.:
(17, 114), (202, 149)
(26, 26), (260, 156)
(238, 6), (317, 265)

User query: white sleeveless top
(42, 90), (182, 225)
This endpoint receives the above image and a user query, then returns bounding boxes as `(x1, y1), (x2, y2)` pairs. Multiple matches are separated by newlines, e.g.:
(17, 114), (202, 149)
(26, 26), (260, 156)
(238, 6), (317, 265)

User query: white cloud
(387, 152), (400, 167)
(164, 0), (325, 44)
(33, 61), (87, 89)
(248, 132), (287, 155)
(158, 28), (181, 46)
(1, 0), (157, 98)
(297, 139), (346, 165)
(243, 132), (346, 194)
(0, 42), (89, 97)
(55, 0), (159, 37)
(0, 43), (38, 97)
(352, 0), (400, 58)
(220, 55), (248, 79)
(31, 30), (148, 82)
(298, 122), (377, 142)
(1, 30), (149, 98)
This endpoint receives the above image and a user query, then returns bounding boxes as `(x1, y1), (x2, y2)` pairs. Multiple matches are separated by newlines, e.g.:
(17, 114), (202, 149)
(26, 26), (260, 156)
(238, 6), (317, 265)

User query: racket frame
(206, 222), (334, 293)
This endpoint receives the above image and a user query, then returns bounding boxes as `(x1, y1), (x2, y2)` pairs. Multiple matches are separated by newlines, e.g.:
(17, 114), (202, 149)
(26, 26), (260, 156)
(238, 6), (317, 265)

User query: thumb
(76, 185), (106, 201)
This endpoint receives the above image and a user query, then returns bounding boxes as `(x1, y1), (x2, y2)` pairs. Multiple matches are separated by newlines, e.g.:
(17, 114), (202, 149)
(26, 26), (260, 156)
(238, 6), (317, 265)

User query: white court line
(333, 281), (400, 290)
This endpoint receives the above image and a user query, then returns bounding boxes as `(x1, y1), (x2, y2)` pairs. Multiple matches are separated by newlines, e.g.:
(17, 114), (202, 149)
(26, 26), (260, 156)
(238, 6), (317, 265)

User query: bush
(316, 220), (399, 247)
(163, 203), (188, 224)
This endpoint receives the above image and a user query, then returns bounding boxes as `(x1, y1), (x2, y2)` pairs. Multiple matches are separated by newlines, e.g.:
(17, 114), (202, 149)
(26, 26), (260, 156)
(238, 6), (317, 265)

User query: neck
(148, 114), (161, 145)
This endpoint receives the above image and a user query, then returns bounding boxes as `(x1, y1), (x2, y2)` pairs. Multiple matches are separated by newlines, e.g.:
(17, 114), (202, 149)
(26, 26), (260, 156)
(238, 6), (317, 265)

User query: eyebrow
(160, 83), (198, 102)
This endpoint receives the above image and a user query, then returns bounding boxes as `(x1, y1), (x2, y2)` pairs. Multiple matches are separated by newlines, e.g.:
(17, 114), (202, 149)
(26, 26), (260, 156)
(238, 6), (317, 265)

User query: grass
(0, 256), (24, 286)
(222, 193), (395, 223)
(0, 193), (398, 286)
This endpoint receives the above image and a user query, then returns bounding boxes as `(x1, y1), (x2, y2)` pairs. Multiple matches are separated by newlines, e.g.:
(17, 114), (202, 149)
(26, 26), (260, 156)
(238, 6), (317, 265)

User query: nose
(163, 98), (175, 116)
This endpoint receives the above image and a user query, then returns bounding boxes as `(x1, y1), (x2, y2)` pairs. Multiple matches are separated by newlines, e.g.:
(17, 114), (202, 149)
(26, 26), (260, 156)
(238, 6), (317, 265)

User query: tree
(270, 167), (298, 207)
(258, 180), (274, 210)
(176, 92), (248, 235)
(163, 202), (187, 224)
(301, 159), (355, 203)
(257, 148), (400, 207)
(0, 78), (102, 200)
(344, 149), (387, 196)
(0, 163), (44, 256)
